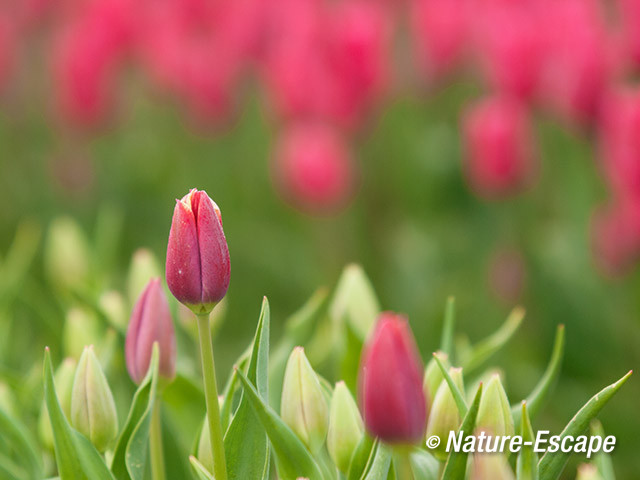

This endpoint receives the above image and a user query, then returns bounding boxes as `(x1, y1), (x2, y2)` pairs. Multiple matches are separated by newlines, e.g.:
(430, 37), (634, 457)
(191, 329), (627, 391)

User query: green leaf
(516, 402), (538, 480)
(440, 296), (456, 359)
(224, 297), (271, 480)
(590, 420), (615, 480)
(513, 325), (565, 430)
(43, 348), (115, 480)
(538, 371), (632, 480)
(362, 443), (392, 480)
(220, 352), (250, 433)
(189, 456), (214, 480)
(235, 368), (324, 480)
(432, 353), (467, 417)
(111, 346), (160, 480)
(409, 448), (439, 480)
(0, 405), (42, 479)
(460, 307), (524, 374)
(346, 434), (375, 480)
(441, 383), (483, 480)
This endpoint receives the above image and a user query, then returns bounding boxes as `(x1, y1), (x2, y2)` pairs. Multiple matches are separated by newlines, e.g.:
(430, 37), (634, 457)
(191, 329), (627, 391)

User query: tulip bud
(63, 307), (102, 359)
(425, 367), (464, 460)
(272, 122), (357, 214)
(462, 96), (536, 199)
(98, 290), (128, 331)
(166, 189), (230, 315)
(45, 216), (91, 292)
(70, 346), (118, 452)
(359, 312), (426, 444)
(423, 351), (449, 413)
(576, 464), (603, 480)
(126, 278), (176, 384)
(327, 381), (364, 472)
(128, 248), (162, 304)
(39, 358), (77, 451)
(476, 374), (514, 437)
(281, 347), (329, 453)
(470, 453), (515, 480)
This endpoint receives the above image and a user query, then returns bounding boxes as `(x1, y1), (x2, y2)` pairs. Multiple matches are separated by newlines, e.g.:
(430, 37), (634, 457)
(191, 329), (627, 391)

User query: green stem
(150, 398), (166, 480)
(393, 447), (414, 480)
(197, 312), (228, 480)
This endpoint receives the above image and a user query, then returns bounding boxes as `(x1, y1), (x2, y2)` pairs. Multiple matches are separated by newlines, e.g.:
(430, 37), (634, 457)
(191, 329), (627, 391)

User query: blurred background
(0, 0), (639, 477)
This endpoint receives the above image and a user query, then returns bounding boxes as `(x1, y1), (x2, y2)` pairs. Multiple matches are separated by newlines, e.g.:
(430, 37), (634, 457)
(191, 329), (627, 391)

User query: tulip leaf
(460, 307), (524, 374)
(362, 443), (392, 480)
(432, 353), (467, 417)
(409, 448), (439, 480)
(591, 421), (615, 480)
(43, 348), (115, 480)
(224, 297), (271, 480)
(538, 371), (632, 480)
(111, 346), (159, 480)
(189, 456), (214, 480)
(235, 368), (324, 480)
(441, 383), (483, 480)
(512, 325), (565, 430)
(347, 434), (375, 480)
(0, 405), (43, 479)
(516, 402), (538, 480)
(439, 296), (456, 359)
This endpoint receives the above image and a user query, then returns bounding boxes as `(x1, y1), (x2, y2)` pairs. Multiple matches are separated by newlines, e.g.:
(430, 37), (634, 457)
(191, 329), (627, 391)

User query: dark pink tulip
(619, 0), (640, 69)
(272, 122), (356, 214)
(591, 200), (640, 277)
(126, 278), (176, 383)
(166, 189), (230, 313)
(462, 95), (537, 198)
(359, 312), (426, 444)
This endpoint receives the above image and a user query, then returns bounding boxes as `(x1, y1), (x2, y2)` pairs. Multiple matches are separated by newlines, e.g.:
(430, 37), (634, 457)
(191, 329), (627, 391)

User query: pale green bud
(39, 358), (77, 451)
(476, 374), (514, 437)
(327, 381), (364, 472)
(281, 347), (329, 453)
(471, 453), (515, 480)
(423, 351), (450, 413)
(98, 290), (128, 331)
(576, 464), (603, 480)
(426, 367), (464, 460)
(127, 248), (161, 304)
(70, 346), (118, 452)
(63, 307), (102, 359)
(45, 217), (91, 291)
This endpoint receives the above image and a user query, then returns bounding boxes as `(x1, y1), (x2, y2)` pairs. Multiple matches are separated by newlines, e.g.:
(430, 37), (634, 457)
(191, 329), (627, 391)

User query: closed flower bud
(126, 278), (176, 384)
(576, 464), (602, 480)
(471, 453), (515, 480)
(476, 374), (514, 437)
(166, 189), (230, 314)
(45, 216), (91, 292)
(99, 290), (128, 331)
(423, 351), (449, 414)
(281, 347), (329, 453)
(327, 381), (364, 472)
(70, 346), (118, 452)
(426, 367), (464, 460)
(359, 312), (426, 444)
(127, 248), (162, 304)
(63, 307), (102, 359)
(39, 358), (77, 451)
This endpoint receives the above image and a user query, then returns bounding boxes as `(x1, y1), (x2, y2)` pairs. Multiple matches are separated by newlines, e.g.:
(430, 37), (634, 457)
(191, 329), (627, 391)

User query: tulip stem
(150, 399), (166, 480)
(197, 312), (228, 480)
(393, 447), (414, 480)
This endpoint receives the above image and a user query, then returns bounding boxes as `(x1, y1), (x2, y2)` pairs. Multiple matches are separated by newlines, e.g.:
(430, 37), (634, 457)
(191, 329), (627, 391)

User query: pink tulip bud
(272, 122), (357, 214)
(619, 0), (640, 69)
(166, 189), (230, 313)
(126, 278), (176, 384)
(462, 95), (537, 198)
(358, 312), (426, 444)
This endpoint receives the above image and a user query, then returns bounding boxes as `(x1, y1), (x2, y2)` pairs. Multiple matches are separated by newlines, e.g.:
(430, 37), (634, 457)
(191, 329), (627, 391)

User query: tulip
(476, 374), (514, 437)
(127, 248), (162, 304)
(63, 307), (102, 360)
(70, 346), (118, 452)
(575, 464), (603, 480)
(426, 367), (464, 460)
(327, 381), (364, 472)
(45, 216), (91, 293)
(359, 312), (426, 444)
(281, 347), (329, 453)
(272, 122), (357, 214)
(470, 453), (515, 480)
(166, 188), (230, 315)
(126, 278), (177, 384)
(423, 351), (449, 414)
(462, 95), (536, 198)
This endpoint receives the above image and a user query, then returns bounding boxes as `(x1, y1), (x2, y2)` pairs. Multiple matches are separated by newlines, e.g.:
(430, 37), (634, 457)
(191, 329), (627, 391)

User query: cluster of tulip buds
(35, 189), (632, 480)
